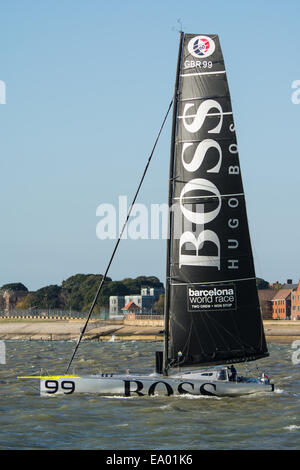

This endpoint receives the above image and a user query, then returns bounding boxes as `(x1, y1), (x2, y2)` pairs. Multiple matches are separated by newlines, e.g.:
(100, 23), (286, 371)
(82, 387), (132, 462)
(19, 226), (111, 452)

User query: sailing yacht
(40, 32), (274, 397)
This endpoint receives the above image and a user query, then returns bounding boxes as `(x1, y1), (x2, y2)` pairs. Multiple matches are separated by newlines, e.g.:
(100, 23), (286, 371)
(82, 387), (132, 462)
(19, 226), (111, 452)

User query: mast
(163, 31), (184, 376)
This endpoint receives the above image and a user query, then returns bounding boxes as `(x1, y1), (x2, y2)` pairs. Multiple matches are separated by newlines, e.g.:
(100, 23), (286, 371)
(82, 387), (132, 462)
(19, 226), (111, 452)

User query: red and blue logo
(188, 35), (215, 58)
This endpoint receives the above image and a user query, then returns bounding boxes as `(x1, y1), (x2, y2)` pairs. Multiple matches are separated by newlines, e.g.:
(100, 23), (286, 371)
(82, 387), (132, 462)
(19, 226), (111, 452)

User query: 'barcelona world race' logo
(188, 35), (215, 58)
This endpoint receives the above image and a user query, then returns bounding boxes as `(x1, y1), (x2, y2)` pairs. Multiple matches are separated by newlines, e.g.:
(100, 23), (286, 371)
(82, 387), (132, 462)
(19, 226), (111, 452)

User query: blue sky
(0, 0), (299, 291)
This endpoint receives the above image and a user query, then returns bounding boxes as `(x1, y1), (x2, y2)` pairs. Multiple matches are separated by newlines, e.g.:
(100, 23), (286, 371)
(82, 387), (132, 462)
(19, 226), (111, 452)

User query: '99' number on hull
(45, 380), (75, 394)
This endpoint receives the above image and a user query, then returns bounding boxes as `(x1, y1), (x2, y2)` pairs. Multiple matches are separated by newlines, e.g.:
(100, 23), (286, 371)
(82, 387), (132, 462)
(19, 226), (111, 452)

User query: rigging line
(66, 98), (174, 373)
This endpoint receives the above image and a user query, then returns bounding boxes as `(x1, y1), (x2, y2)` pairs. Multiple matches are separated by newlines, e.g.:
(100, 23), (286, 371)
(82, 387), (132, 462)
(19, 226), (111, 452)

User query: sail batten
(170, 277), (257, 286)
(181, 71), (226, 77)
(166, 33), (268, 370)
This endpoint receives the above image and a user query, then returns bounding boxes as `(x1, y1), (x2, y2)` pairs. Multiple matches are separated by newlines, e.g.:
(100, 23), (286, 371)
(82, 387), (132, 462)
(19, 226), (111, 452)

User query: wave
(284, 425), (300, 431)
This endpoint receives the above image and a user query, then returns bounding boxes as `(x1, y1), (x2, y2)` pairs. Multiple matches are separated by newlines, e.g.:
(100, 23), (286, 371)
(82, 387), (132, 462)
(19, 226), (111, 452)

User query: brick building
(291, 281), (300, 320)
(258, 289), (277, 319)
(272, 289), (292, 320)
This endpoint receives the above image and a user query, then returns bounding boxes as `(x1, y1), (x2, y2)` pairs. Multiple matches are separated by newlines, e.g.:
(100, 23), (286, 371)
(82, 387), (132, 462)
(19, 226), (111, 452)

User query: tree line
(0, 276), (273, 314)
(0, 275), (164, 313)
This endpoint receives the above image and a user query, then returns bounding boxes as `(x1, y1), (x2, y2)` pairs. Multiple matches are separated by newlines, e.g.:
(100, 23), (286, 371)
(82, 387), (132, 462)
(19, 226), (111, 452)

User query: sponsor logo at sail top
(187, 285), (237, 312)
(187, 35), (215, 58)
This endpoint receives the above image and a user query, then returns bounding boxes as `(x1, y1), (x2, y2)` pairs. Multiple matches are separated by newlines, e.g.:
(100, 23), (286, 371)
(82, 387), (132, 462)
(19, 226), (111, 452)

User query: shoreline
(0, 319), (300, 343)
(0, 318), (164, 342)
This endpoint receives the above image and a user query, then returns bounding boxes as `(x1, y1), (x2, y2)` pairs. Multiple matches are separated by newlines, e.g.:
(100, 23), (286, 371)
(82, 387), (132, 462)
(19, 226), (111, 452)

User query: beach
(0, 318), (299, 343)
(0, 317), (164, 341)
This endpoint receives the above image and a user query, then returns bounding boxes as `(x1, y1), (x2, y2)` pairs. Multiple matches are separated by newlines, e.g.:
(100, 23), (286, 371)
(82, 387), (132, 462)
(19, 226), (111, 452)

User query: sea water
(0, 340), (300, 450)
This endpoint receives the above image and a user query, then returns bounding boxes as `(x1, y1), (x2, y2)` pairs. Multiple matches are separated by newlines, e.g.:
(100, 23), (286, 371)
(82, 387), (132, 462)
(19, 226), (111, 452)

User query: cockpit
(217, 368), (229, 381)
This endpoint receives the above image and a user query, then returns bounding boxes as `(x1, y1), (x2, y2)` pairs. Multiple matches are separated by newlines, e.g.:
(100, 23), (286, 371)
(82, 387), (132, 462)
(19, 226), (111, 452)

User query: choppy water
(1, 340), (300, 450)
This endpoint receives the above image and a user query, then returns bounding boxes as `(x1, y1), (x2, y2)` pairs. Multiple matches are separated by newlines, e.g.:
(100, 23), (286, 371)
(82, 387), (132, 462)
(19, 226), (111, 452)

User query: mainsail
(164, 33), (268, 371)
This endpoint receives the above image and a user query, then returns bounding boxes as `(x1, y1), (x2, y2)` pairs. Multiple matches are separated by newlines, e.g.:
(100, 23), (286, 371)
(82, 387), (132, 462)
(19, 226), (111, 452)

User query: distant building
(291, 281), (300, 320)
(272, 289), (292, 320)
(0, 289), (28, 315)
(269, 279), (300, 320)
(109, 286), (164, 317)
(270, 279), (298, 290)
(282, 279), (298, 290)
(258, 289), (277, 319)
(140, 287), (164, 300)
(121, 301), (141, 314)
(109, 295), (126, 317)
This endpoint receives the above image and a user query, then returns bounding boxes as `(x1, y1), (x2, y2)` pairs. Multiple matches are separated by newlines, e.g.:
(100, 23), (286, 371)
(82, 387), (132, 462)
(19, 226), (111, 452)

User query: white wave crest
(284, 425), (300, 431)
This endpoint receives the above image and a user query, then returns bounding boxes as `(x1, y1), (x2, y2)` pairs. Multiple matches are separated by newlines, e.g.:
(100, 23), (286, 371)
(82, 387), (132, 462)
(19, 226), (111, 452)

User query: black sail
(165, 33), (268, 370)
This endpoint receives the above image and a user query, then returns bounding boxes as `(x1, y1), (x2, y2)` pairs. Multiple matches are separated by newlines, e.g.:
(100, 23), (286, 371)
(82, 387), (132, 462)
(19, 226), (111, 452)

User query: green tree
(154, 294), (165, 314)
(33, 285), (63, 309)
(4, 274), (165, 313)
(15, 293), (35, 309)
(122, 276), (163, 294)
(61, 273), (112, 312)
(256, 278), (270, 289)
(1, 282), (28, 292)
(271, 281), (284, 291)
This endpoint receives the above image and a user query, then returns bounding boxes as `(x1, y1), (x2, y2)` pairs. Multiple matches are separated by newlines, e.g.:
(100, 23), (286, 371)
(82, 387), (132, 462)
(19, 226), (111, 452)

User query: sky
(0, 0), (300, 291)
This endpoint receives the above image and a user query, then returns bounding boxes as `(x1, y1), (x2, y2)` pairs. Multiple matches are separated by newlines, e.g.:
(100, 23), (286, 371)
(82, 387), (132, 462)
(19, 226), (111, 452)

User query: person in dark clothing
(229, 365), (237, 381)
